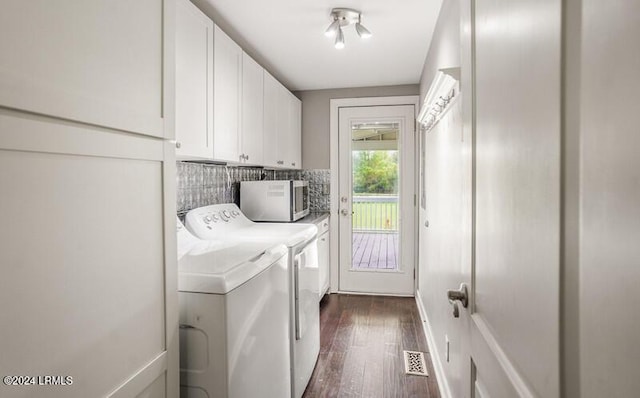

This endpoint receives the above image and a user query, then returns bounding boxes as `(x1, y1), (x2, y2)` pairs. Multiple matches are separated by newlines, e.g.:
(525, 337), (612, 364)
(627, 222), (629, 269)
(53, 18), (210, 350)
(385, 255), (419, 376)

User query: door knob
(447, 283), (468, 318)
(341, 196), (348, 203)
(340, 209), (351, 216)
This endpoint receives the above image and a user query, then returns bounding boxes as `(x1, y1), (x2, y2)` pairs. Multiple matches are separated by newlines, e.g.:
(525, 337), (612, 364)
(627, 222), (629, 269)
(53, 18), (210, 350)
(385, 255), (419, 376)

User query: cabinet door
(241, 53), (264, 165)
(289, 95), (302, 169)
(263, 71), (280, 168)
(0, 115), (178, 398)
(317, 231), (330, 298)
(280, 91), (301, 170)
(213, 25), (242, 162)
(175, 0), (213, 159)
(275, 84), (291, 168)
(0, 0), (166, 138)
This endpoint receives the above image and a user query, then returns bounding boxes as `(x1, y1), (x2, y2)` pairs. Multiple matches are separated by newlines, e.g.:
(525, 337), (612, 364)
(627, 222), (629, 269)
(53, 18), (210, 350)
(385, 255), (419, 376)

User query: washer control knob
(231, 210), (239, 217)
(211, 214), (219, 222)
(203, 216), (212, 224)
(222, 210), (231, 219)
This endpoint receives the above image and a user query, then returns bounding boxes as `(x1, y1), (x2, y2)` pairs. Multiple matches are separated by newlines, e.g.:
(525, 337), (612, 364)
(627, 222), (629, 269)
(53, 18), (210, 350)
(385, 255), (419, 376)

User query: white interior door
(338, 105), (416, 295)
(456, 0), (562, 396)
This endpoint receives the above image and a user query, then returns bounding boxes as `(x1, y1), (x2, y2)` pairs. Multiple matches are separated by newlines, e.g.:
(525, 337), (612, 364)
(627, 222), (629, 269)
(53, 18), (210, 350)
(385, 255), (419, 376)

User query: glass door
(338, 105), (416, 295)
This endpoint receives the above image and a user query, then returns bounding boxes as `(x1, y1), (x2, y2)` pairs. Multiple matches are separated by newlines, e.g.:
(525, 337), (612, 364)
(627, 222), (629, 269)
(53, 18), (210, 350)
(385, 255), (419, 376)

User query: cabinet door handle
(175, 141), (181, 149)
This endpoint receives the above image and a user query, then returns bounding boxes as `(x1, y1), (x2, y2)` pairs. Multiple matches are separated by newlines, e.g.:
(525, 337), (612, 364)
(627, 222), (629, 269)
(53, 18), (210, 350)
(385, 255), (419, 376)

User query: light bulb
(324, 19), (340, 37)
(335, 27), (345, 49)
(355, 22), (372, 39)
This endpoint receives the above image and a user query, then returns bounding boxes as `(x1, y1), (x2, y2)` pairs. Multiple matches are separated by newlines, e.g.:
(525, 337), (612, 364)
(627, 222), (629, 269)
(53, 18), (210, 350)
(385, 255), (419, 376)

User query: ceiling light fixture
(324, 8), (372, 49)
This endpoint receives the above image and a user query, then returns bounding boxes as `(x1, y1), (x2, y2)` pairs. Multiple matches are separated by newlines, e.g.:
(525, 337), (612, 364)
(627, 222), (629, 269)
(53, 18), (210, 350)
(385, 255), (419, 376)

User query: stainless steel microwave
(240, 180), (310, 222)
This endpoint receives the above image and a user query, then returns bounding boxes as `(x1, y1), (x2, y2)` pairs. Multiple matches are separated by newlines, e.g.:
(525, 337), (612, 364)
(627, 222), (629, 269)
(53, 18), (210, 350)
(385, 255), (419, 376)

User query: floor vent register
(403, 350), (429, 377)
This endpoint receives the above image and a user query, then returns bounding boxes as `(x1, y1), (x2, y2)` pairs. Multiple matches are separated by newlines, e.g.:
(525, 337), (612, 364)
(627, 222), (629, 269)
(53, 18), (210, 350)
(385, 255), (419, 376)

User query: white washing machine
(177, 220), (291, 398)
(185, 204), (320, 398)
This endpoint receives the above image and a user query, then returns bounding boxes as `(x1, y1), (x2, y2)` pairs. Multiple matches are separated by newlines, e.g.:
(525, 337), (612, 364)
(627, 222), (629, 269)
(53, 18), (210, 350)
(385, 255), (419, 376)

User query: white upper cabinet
(280, 90), (302, 170)
(0, 0), (166, 138)
(213, 25), (242, 163)
(241, 53), (264, 165)
(172, 5), (301, 168)
(288, 93), (302, 169)
(175, 0), (213, 159)
(263, 71), (281, 168)
(263, 71), (302, 169)
(276, 79), (291, 167)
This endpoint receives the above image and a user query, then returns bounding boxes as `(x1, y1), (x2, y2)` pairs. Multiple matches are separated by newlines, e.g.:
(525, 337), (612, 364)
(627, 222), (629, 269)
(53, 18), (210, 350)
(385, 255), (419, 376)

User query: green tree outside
(352, 150), (399, 194)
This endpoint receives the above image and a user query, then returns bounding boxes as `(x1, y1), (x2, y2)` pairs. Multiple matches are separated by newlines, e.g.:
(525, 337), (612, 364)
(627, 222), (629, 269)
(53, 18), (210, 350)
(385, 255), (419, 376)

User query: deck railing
(352, 195), (399, 232)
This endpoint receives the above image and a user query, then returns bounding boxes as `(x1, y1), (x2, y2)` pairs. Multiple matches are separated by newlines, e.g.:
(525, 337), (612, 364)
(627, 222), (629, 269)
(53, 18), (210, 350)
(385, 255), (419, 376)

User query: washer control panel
(185, 204), (253, 236)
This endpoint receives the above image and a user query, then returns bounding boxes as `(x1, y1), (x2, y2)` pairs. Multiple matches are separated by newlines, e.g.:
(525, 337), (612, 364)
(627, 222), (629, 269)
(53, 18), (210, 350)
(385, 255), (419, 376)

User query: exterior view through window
(351, 122), (400, 270)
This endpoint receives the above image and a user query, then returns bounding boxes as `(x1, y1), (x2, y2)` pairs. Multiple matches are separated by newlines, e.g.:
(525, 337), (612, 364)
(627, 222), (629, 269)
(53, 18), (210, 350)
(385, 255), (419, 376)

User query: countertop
(296, 212), (330, 225)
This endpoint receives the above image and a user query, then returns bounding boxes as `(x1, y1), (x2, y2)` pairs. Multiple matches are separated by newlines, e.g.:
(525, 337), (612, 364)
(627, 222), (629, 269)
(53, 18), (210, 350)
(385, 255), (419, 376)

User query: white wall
(418, 0), (460, 107)
(416, 0), (461, 395)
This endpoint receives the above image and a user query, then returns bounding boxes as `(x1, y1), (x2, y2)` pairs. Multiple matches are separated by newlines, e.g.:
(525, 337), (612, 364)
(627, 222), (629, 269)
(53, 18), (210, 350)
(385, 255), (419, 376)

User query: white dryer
(185, 204), (320, 398)
(177, 220), (291, 398)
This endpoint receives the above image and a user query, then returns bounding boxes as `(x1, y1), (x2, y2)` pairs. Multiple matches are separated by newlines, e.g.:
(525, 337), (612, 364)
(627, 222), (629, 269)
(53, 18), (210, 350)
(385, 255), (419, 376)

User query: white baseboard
(415, 290), (452, 398)
(337, 290), (414, 297)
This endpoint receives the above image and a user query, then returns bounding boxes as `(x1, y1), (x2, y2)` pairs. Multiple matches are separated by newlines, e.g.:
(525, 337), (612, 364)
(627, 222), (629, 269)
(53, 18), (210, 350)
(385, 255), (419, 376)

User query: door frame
(329, 95), (420, 295)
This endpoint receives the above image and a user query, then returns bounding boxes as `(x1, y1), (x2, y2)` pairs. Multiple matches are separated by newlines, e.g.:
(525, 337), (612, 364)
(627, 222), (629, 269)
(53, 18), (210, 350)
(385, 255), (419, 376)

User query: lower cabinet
(316, 217), (330, 299)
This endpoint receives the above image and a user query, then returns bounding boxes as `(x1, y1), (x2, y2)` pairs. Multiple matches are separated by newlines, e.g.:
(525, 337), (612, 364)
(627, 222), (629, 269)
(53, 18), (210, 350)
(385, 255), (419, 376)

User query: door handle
(340, 209), (351, 216)
(447, 283), (468, 318)
(340, 196), (348, 203)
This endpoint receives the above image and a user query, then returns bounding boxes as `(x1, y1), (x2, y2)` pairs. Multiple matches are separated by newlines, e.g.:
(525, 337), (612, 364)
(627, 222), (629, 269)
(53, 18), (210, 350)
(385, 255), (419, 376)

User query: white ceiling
(191, 0), (443, 91)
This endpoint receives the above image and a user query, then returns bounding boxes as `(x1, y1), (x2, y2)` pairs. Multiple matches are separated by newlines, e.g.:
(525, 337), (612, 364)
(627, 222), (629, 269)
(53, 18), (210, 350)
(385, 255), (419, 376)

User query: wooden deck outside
(352, 232), (399, 270)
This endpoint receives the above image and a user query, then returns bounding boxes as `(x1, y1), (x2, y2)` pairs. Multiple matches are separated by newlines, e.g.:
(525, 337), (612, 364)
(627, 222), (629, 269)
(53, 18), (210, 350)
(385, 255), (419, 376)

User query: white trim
(415, 289), (452, 398)
(0, 108), (164, 161)
(329, 95), (419, 294)
(471, 314), (537, 398)
(107, 352), (167, 398)
(162, 141), (180, 398)
(336, 290), (413, 298)
(352, 140), (398, 151)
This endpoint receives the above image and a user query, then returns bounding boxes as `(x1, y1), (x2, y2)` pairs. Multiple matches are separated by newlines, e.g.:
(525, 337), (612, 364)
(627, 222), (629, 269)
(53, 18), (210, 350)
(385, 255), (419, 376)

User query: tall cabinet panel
(0, 0), (166, 138)
(0, 1), (178, 397)
(213, 25), (242, 163)
(175, 0), (213, 159)
(241, 53), (264, 165)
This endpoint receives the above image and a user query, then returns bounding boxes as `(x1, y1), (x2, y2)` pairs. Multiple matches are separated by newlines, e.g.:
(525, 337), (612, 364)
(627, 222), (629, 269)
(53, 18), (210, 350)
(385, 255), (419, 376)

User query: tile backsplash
(176, 162), (330, 215)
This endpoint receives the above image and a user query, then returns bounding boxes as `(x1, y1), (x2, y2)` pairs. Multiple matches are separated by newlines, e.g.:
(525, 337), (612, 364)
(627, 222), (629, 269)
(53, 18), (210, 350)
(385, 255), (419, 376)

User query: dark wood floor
(303, 294), (441, 398)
